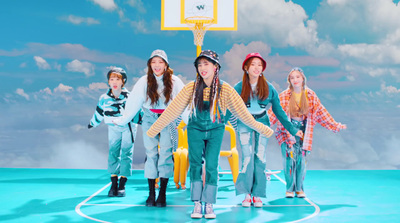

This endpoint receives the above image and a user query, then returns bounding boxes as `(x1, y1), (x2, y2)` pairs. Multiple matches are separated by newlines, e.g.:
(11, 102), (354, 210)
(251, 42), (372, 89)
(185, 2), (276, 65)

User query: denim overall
(281, 119), (307, 192)
(141, 108), (174, 179)
(235, 113), (269, 197)
(187, 101), (227, 204)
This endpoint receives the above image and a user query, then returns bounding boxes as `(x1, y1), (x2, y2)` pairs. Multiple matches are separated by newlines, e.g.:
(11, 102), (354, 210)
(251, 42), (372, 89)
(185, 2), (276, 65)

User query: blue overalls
(234, 82), (298, 197)
(187, 101), (228, 204)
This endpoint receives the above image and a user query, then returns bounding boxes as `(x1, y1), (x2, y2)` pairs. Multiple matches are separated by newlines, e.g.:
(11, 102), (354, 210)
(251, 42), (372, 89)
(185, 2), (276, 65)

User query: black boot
(117, 177), (127, 197)
(156, 178), (168, 207)
(146, 179), (156, 206)
(108, 176), (118, 197)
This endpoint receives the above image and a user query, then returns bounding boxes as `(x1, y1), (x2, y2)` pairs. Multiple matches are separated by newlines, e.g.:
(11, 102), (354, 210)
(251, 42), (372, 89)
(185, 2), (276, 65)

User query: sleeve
(270, 86), (298, 136)
(313, 94), (345, 133)
(173, 76), (190, 124)
(113, 77), (146, 126)
(146, 82), (193, 138)
(89, 96), (105, 128)
(224, 83), (274, 138)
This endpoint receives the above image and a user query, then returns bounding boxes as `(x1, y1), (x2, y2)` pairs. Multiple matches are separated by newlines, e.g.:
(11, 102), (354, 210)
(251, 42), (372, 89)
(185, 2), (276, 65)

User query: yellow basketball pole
(196, 45), (201, 57)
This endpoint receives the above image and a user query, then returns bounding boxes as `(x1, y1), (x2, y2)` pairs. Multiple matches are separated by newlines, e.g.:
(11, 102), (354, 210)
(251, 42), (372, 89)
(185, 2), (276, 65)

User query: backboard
(161, 0), (237, 31)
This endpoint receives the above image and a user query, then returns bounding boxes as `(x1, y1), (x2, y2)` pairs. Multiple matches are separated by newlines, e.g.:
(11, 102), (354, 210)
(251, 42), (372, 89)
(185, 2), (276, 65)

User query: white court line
(76, 171), (319, 222)
(75, 182), (112, 223)
(81, 203), (313, 208)
(266, 169), (321, 223)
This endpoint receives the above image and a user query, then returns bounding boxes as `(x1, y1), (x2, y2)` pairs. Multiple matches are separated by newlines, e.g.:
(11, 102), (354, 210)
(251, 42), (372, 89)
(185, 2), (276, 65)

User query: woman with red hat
(146, 50), (275, 219)
(234, 53), (303, 208)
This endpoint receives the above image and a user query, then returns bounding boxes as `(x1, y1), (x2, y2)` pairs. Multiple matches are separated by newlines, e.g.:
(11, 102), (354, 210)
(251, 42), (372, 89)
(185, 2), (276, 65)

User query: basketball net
(185, 16), (214, 47)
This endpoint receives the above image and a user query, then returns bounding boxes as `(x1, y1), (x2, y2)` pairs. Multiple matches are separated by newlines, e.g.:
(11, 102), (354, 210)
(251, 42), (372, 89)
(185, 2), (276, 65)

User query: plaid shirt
(268, 87), (345, 151)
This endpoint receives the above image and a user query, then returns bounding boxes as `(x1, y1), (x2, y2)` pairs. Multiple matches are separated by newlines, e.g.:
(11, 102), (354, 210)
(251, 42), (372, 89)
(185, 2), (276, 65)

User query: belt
(252, 110), (267, 119)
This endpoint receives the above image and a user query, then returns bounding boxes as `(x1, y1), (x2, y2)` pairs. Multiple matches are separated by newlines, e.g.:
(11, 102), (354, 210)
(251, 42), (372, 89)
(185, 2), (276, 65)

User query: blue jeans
(281, 119), (307, 192)
(141, 112), (174, 179)
(107, 125), (136, 177)
(235, 123), (269, 197)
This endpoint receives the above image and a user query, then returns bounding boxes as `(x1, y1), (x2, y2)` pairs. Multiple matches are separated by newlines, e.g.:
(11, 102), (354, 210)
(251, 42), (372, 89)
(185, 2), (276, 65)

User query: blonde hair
(287, 68), (308, 117)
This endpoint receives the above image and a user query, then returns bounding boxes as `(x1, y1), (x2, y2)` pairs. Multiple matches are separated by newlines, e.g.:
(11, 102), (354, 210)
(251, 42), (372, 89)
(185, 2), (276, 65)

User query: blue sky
(1, 0), (400, 170)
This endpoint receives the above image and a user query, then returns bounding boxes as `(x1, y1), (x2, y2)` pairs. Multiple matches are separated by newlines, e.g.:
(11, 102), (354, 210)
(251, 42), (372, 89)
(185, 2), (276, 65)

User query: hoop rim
(184, 16), (214, 25)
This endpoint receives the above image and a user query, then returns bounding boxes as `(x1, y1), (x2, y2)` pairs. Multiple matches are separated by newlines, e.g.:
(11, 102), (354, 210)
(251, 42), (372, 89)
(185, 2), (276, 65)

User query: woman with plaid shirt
(268, 67), (346, 198)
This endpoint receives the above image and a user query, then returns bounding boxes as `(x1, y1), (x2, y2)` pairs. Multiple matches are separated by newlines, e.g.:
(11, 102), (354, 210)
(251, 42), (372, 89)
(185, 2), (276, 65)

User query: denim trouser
(281, 119), (307, 192)
(188, 125), (225, 204)
(108, 124), (136, 177)
(141, 113), (174, 179)
(235, 123), (269, 197)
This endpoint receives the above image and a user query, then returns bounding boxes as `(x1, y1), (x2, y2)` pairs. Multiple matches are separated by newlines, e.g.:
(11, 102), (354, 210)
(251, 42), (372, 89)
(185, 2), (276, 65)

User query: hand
(88, 124), (93, 129)
(342, 124), (347, 130)
(295, 130), (303, 138)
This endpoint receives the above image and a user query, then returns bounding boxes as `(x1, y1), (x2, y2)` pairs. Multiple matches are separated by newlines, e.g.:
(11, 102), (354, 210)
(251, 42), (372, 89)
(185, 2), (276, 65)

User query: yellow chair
(155, 121), (187, 189)
(178, 122), (239, 189)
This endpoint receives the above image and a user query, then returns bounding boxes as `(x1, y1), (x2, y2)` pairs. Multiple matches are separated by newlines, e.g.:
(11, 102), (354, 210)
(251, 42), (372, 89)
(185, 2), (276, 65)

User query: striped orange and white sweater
(147, 81), (274, 138)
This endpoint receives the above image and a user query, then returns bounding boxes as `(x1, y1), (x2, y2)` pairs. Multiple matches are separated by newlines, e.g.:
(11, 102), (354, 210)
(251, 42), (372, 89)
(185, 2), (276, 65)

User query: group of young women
(90, 49), (346, 219)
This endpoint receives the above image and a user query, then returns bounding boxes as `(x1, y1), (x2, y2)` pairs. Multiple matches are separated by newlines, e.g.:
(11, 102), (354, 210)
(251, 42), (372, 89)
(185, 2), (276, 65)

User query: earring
(260, 73), (262, 77)
(165, 67), (167, 71)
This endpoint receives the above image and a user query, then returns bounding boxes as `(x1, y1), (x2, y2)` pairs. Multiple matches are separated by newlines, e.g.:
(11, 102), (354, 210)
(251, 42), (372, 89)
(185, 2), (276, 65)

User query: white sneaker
(191, 201), (203, 219)
(204, 203), (216, 219)
(296, 191), (306, 198)
(285, 192), (295, 198)
(242, 194), (252, 207)
(252, 196), (263, 208)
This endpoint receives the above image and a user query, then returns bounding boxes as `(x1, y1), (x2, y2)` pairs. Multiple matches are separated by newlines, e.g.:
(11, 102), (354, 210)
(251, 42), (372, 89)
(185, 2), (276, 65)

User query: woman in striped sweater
(147, 50), (274, 219)
(269, 67), (346, 198)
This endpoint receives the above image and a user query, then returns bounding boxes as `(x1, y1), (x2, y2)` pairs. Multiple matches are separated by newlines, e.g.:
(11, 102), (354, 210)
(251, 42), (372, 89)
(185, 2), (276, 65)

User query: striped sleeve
(146, 82), (193, 138)
(89, 96), (105, 128)
(222, 83), (274, 138)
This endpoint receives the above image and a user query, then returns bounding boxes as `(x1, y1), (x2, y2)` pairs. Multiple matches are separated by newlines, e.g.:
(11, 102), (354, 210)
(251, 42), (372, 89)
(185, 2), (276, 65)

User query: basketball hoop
(184, 16), (214, 47)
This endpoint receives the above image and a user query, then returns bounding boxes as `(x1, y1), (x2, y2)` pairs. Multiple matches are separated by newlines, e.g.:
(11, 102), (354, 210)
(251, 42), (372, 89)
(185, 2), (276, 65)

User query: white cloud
(39, 141), (107, 169)
(91, 0), (117, 11)
(89, 82), (109, 90)
(16, 88), (29, 100)
(66, 59), (95, 77)
(380, 83), (400, 95)
(40, 87), (52, 95)
(231, 0), (318, 50)
(19, 62), (26, 68)
(338, 43), (400, 65)
(313, 0), (400, 67)
(54, 83), (73, 93)
(126, 0), (146, 13)
(53, 62), (61, 71)
(63, 15), (100, 25)
(33, 56), (50, 70)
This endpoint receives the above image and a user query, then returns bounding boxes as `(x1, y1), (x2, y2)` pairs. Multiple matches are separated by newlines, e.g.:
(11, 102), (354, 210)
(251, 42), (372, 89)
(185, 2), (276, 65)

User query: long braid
(190, 74), (201, 117)
(209, 67), (221, 122)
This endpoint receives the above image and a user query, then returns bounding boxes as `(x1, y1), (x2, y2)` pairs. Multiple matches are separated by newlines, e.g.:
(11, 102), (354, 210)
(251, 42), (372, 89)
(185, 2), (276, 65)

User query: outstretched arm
(113, 77), (146, 126)
(314, 96), (346, 132)
(223, 83), (274, 138)
(147, 82), (193, 138)
(270, 86), (299, 136)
